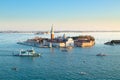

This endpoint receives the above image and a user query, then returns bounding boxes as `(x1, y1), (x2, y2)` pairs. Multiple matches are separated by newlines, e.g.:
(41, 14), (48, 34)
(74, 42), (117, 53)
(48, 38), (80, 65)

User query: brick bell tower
(51, 25), (54, 40)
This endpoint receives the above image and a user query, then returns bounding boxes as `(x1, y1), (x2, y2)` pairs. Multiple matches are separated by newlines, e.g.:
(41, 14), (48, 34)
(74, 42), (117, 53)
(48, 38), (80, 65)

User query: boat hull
(13, 53), (41, 57)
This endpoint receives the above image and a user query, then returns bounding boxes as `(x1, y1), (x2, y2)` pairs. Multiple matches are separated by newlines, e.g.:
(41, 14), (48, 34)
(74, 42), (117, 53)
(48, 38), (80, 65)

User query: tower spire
(51, 24), (54, 40)
(51, 24), (54, 34)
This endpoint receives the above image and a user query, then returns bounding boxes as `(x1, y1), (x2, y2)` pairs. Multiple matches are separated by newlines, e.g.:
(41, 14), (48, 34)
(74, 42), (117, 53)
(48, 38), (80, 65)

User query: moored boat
(96, 53), (106, 56)
(61, 49), (68, 52)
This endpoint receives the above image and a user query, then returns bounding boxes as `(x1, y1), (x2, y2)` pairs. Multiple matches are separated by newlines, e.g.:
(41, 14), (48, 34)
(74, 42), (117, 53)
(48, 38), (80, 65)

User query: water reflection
(50, 48), (55, 53)
(60, 47), (73, 53)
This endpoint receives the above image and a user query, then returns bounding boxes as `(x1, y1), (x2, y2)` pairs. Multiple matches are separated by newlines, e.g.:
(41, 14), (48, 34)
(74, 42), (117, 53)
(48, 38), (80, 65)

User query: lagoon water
(1, 32), (120, 80)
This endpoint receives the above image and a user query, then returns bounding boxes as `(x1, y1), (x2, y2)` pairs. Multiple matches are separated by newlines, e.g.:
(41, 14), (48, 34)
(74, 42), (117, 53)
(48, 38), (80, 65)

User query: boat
(13, 48), (41, 57)
(61, 49), (68, 52)
(79, 72), (87, 75)
(11, 67), (17, 71)
(96, 53), (106, 56)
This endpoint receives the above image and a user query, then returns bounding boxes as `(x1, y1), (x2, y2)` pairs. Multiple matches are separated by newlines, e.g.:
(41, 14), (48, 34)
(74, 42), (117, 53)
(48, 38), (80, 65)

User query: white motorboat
(13, 48), (41, 57)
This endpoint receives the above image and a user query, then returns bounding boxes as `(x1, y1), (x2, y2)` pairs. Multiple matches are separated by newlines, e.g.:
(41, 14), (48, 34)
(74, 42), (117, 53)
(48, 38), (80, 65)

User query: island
(17, 26), (95, 48)
(104, 40), (120, 45)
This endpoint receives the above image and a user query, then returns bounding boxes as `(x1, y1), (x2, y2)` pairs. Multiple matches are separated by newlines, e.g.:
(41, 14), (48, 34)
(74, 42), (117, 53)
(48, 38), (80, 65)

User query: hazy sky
(0, 0), (120, 31)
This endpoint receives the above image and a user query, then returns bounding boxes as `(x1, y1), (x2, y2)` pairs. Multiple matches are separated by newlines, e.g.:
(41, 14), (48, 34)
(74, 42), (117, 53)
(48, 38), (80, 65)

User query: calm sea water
(1, 32), (120, 80)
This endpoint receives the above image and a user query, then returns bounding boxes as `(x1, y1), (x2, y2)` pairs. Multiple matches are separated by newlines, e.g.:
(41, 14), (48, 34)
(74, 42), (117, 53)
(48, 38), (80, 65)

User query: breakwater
(104, 40), (120, 45)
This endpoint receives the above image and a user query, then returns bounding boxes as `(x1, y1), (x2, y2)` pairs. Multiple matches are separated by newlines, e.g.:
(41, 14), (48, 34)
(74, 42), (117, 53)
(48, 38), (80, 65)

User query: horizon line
(1, 30), (120, 33)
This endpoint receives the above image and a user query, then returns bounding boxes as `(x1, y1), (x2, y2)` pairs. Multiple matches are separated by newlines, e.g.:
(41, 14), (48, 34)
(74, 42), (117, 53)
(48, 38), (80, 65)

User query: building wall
(74, 40), (95, 47)
(43, 40), (49, 46)
(52, 42), (65, 47)
(65, 38), (74, 47)
(81, 41), (95, 47)
(59, 43), (65, 47)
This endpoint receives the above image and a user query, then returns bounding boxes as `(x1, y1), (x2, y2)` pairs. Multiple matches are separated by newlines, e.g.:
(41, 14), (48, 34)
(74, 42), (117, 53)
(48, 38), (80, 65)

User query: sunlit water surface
(0, 32), (120, 80)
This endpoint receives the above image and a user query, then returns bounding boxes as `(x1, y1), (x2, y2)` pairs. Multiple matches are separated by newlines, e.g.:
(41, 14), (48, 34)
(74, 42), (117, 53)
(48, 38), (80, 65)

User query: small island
(17, 26), (95, 48)
(104, 40), (120, 45)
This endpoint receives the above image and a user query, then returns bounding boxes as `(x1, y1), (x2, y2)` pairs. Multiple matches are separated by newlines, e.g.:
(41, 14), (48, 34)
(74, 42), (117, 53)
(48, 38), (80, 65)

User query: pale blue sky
(0, 0), (120, 31)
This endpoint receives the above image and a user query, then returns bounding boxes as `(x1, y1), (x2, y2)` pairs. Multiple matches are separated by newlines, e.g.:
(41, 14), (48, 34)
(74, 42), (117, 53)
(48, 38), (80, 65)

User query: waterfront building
(49, 37), (74, 48)
(73, 36), (95, 47)
(74, 40), (95, 47)
(52, 41), (65, 48)
(65, 38), (74, 47)
(43, 39), (49, 46)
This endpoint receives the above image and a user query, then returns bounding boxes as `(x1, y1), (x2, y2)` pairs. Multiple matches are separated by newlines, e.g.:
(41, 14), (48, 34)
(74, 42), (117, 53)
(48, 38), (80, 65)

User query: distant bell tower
(51, 25), (54, 40)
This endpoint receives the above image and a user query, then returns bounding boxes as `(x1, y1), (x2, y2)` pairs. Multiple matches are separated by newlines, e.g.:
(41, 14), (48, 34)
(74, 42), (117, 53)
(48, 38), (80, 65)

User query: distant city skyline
(0, 0), (120, 31)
